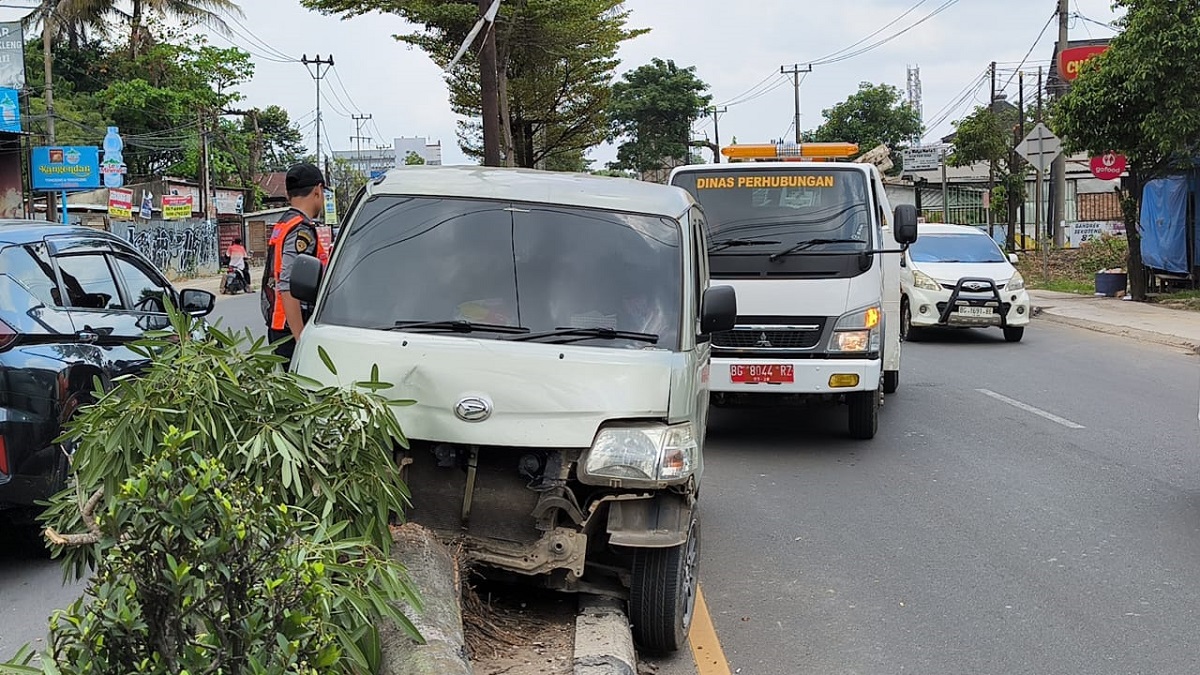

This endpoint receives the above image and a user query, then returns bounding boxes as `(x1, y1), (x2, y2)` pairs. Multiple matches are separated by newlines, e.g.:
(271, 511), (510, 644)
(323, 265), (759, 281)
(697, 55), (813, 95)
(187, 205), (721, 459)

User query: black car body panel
(0, 221), (212, 514)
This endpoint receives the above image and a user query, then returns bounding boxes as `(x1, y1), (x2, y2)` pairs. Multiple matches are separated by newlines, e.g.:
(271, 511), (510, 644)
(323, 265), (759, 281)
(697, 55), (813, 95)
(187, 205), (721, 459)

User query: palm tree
(27, 0), (119, 51)
(127, 0), (245, 58)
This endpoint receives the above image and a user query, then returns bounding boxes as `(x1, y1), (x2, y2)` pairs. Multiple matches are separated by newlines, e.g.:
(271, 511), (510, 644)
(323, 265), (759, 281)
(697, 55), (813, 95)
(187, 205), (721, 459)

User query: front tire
(848, 388), (879, 439)
(901, 297), (920, 342)
(1003, 326), (1025, 342)
(883, 370), (899, 394)
(629, 516), (700, 655)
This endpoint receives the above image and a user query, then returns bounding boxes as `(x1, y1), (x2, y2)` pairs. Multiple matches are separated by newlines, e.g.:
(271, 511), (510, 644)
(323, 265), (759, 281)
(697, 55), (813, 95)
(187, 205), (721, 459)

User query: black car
(0, 221), (215, 522)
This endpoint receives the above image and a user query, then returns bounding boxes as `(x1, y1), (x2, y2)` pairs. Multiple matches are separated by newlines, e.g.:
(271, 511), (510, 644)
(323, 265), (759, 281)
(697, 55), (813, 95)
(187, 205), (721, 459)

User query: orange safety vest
(261, 212), (328, 331)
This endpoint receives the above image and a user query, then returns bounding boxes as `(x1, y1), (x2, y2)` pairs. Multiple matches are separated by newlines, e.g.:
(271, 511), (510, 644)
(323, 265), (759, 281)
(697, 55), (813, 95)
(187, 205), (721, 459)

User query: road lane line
(976, 388), (1085, 429)
(690, 584), (732, 675)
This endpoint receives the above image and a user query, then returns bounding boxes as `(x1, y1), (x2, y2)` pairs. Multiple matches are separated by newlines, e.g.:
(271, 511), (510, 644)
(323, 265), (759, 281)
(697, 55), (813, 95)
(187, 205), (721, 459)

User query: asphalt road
(4, 297), (1199, 675)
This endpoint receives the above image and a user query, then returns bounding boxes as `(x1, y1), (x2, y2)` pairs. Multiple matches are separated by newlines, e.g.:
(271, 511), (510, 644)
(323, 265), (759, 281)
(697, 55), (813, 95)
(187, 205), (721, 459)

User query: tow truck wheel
(848, 388), (879, 439)
(629, 516), (699, 655)
(1003, 326), (1025, 343)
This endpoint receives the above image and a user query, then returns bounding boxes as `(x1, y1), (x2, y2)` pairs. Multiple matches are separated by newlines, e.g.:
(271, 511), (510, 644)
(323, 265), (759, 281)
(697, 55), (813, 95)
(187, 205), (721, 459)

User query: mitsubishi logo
(756, 332), (772, 348)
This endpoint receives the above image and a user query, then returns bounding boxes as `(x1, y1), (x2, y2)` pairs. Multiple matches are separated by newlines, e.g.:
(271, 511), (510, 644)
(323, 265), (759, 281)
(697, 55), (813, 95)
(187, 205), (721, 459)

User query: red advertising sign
(1090, 152), (1127, 181)
(107, 187), (133, 219)
(1059, 44), (1109, 82)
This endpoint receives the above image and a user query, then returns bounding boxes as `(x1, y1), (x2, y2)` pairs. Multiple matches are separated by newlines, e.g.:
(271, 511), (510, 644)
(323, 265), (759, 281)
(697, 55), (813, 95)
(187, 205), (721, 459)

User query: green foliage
(330, 158), (368, 216)
(812, 82), (923, 160)
(403, 150), (426, 166)
(1077, 232), (1129, 274)
(608, 58), (711, 173)
(950, 103), (1030, 221)
(40, 305), (414, 581)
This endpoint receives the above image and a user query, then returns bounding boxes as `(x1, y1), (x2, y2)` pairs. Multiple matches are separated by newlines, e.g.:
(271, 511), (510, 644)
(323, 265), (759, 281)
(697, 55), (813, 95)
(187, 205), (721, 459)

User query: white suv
(900, 223), (1030, 343)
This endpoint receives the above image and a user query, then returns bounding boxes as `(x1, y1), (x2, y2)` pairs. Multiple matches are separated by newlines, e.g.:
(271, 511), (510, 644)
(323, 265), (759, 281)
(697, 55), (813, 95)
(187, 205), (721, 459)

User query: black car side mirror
(179, 288), (215, 317)
(893, 204), (919, 246)
(290, 253), (323, 304)
(700, 285), (737, 335)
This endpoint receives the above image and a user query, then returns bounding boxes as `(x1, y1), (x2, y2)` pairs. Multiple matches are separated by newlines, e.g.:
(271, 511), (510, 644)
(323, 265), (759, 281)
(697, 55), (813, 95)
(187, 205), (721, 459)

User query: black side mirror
(700, 285), (737, 335)
(179, 288), (215, 317)
(893, 204), (919, 245)
(290, 253), (323, 304)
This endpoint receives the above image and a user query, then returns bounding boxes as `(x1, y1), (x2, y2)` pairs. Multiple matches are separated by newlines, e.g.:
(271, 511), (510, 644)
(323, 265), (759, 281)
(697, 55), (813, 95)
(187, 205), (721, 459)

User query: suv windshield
(318, 196), (683, 349)
(673, 169), (872, 251)
(909, 233), (1006, 263)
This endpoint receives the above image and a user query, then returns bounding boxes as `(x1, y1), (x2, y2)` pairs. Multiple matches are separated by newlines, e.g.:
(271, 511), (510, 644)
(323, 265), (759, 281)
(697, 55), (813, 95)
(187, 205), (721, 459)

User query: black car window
(0, 243), (59, 306)
(53, 253), (123, 310)
(111, 255), (170, 314)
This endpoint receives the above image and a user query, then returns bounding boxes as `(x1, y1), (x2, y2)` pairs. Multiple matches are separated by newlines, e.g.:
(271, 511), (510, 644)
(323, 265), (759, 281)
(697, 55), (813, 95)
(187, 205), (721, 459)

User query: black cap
(286, 163), (325, 191)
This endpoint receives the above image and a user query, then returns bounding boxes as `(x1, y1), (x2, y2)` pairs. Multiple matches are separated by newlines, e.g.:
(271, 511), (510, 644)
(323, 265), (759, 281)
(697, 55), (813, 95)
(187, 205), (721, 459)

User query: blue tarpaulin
(1141, 176), (1189, 273)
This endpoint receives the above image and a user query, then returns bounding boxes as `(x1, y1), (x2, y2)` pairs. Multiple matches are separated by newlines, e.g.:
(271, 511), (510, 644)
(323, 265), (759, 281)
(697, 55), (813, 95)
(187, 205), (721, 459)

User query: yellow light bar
(829, 374), (861, 388)
(722, 142), (860, 160)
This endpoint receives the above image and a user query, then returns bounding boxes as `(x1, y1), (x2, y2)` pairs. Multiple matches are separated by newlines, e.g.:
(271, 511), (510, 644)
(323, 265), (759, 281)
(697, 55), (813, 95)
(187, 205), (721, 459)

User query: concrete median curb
(573, 596), (638, 675)
(1032, 305), (1200, 354)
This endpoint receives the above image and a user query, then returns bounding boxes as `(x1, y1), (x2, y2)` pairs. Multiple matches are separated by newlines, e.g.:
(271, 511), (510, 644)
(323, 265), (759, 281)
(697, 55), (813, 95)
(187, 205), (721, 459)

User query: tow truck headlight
(912, 270), (942, 291)
(1007, 271), (1026, 291)
(579, 424), (698, 487)
(828, 304), (881, 353)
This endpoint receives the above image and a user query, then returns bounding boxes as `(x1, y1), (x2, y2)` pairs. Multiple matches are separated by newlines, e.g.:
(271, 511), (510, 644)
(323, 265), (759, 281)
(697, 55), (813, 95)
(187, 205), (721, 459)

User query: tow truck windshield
(673, 168), (875, 278)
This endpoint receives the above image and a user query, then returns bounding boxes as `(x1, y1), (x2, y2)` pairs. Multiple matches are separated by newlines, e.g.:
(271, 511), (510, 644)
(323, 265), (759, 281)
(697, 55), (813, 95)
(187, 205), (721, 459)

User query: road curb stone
(574, 596), (638, 675)
(1033, 305), (1200, 354)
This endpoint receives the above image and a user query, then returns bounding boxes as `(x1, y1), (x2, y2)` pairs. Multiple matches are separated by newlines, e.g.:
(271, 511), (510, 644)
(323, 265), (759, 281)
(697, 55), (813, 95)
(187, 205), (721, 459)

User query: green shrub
(1077, 233), (1128, 274)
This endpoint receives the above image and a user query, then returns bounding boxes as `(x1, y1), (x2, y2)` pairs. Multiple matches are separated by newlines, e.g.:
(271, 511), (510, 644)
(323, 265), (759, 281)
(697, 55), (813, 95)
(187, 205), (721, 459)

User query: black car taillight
(0, 436), (9, 475)
(0, 318), (15, 351)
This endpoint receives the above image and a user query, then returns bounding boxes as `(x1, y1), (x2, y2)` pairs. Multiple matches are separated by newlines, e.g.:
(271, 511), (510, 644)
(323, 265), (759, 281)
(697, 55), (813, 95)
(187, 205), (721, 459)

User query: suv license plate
(956, 306), (993, 317)
(730, 364), (794, 384)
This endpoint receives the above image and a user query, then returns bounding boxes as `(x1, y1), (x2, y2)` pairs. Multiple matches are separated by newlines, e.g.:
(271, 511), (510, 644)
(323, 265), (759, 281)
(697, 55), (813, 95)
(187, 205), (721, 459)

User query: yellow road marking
(689, 584), (732, 675)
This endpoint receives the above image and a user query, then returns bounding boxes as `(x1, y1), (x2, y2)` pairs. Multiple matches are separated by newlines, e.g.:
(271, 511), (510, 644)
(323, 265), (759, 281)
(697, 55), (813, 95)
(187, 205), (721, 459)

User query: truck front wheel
(629, 516), (699, 654)
(848, 388), (879, 439)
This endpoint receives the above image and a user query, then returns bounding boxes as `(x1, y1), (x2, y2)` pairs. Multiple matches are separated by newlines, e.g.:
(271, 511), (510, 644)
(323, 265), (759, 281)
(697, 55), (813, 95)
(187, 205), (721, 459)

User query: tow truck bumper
(709, 356), (881, 395)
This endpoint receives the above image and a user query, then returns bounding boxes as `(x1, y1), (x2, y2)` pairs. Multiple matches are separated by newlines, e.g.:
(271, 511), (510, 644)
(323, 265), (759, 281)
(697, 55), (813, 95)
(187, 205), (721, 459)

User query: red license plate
(730, 364), (794, 384)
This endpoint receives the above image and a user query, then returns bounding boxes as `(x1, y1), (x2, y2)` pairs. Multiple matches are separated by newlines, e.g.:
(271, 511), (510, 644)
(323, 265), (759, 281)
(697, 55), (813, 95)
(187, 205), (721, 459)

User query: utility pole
(351, 113), (372, 175)
(1017, 69), (1026, 251)
(478, 0), (502, 166)
(988, 60), (996, 240)
(42, 8), (58, 223)
(781, 64), (812, 144)
(301, 54), (334, 166)
(1051, 0), (1069, 248)
(708, 106), (727, 162)
(199, 111), (212, 223)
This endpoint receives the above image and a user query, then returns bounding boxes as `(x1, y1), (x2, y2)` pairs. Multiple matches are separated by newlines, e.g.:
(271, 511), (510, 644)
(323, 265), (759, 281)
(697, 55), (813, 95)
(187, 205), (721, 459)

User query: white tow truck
(670, 142), (919, 439)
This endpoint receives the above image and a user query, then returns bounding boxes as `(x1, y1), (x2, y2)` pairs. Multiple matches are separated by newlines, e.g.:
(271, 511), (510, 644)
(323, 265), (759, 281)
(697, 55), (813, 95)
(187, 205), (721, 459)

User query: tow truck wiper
(709, 237), (781, 252)
(769, 238), (867, 262)
(383, 320), (530, 335)
(505, 326), (659, 344)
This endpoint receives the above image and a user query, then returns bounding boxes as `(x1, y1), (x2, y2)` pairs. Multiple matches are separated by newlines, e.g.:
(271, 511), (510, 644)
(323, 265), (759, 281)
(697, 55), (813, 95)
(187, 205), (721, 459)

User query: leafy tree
(950, 103), (1028, 246)
(608, 58), (711, 173)
(812, 82), (923, 166)
(1052, 0), (1200, 300)
(251, 105), (310, 172)
(404, 150), (426, 165)
(330, 157), (367, 214)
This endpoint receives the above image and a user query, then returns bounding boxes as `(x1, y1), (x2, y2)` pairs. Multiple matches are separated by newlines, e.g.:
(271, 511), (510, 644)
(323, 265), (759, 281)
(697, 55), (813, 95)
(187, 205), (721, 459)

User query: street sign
(901, 145), (945, 172)
(1016, 123), (1061, 173)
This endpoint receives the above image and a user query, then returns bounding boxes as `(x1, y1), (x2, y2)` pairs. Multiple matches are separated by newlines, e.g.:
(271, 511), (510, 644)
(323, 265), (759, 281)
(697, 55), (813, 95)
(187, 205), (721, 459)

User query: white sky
(1, 0), (1126, 168)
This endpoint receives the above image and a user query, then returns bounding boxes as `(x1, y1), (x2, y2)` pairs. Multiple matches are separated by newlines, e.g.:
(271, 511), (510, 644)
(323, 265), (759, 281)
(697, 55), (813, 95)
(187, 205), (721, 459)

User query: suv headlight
(1007, 271), (1026, 291)
(828, 304), (881, 353)
(912, 269), (942, 291)
(579, 423), (698, 487)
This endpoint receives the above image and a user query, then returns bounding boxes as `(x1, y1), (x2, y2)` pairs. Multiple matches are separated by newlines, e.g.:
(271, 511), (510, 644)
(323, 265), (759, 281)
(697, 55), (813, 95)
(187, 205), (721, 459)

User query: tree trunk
(129, 0), (143, 59)
(378, 524), (471, 675)
(477, 0), (502, 167)
(1122, 169), (1147, 301)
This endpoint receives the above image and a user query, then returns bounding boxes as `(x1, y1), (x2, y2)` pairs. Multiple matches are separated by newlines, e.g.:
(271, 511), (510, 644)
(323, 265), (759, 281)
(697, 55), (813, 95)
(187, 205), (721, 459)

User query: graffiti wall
(120, 218), (219, 277)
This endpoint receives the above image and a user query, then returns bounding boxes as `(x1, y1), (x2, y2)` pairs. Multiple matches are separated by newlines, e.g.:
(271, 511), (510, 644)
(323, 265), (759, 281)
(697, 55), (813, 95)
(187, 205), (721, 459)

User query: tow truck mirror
(290, 253), (323, 304)
(700, 285), (737, 335)
(893, 204), (919, 246)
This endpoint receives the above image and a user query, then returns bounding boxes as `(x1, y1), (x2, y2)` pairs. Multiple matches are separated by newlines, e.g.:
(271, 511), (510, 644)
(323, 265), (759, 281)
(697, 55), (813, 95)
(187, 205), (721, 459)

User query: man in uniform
(261, 163), (329, 368)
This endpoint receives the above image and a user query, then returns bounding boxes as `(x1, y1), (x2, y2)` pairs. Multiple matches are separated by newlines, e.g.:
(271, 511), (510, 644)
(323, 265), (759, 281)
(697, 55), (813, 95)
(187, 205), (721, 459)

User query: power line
(810, 0), (962, 66)
(1000, 9), (1057, 94)
(714, 72), (784, 107)
(809, 0), (932, 64)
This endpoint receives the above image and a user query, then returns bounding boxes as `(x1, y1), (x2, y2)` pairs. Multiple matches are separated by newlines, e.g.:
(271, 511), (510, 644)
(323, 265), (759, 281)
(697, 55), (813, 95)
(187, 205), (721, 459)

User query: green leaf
(317, 345), (337, 376)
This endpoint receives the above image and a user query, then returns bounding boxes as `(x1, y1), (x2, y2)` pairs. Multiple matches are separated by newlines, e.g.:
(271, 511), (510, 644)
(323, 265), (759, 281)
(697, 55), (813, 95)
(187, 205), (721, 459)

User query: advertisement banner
(0, 87), (18, 133)
(162, 194), (193, 220)
(324, 187), (338, 225)
(108, 187), (133, 219)
(0, 23), (25, 91)
(32, 146), (101, 191)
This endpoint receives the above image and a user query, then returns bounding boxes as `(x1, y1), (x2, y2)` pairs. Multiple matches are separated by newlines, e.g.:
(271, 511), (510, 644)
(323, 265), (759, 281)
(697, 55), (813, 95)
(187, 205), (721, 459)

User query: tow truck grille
(712, 323), (825, 350)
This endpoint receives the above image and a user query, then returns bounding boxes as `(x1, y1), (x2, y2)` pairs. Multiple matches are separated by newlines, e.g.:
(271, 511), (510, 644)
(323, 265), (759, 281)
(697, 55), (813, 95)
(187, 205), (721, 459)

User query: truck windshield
(317, 196), (683, 350)
(672, 168), (873, 253)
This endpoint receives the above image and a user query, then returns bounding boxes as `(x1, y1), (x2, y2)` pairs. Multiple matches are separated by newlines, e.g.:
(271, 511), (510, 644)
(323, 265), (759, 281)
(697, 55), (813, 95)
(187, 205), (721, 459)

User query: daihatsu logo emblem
(756, 332), (772, 347)
(454, 396), (492, 422)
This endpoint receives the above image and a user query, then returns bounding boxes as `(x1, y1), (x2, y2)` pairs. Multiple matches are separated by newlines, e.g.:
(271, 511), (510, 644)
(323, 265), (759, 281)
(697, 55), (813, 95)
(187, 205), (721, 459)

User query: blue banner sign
(0, 88), (19, 133)
(32, 146), (100, 191)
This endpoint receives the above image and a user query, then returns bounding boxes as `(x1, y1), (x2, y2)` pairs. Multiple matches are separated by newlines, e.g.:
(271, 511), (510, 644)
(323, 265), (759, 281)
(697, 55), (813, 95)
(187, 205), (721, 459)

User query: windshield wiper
(383, 320), (530, 335)
(505, 326), (659, 344)
(769, 238), (867, 261)
(709, 237), (782, 252)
